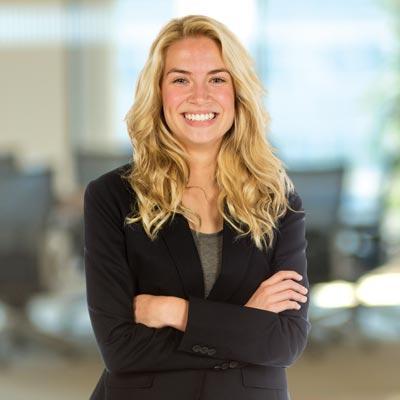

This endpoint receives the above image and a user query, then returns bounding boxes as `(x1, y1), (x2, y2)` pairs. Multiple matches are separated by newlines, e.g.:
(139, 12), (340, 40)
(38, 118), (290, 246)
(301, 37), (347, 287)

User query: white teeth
(184, 113), (216, 121)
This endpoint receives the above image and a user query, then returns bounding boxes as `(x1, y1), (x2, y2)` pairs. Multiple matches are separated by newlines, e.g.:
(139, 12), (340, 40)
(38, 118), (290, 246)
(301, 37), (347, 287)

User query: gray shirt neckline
(190, 228), (223, 237)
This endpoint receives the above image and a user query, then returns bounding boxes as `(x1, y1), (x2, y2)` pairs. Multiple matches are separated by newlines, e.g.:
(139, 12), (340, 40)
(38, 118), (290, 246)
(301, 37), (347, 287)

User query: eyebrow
(166, 68), (230, 76)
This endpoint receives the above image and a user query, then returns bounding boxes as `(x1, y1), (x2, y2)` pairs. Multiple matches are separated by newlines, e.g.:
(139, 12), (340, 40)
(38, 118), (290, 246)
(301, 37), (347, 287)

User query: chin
(187, 136), (225, 149)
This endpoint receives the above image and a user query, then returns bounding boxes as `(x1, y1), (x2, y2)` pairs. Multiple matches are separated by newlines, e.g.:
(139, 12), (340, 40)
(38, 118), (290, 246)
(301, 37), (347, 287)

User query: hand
(133, 294), (168, 329)
(244, 270), (308, 314)
(133, 294), (188, 331)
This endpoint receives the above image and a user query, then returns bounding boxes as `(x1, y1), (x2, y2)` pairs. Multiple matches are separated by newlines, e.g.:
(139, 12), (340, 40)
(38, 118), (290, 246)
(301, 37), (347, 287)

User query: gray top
(190, 228), (223, 298)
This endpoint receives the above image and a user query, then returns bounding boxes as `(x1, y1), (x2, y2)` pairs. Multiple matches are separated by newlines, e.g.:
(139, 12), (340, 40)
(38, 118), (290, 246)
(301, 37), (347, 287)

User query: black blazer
(83, 163), (311, 400)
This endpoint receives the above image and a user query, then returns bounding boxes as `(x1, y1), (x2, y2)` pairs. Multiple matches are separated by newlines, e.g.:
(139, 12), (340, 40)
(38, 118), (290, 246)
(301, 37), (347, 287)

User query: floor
(0, 340), (399, 400)
(288, 341), (400, 400)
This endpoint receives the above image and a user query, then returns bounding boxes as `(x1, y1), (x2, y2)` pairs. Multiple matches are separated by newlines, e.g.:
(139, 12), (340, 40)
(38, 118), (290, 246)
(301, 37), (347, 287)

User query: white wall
(0, 0), (116, 198)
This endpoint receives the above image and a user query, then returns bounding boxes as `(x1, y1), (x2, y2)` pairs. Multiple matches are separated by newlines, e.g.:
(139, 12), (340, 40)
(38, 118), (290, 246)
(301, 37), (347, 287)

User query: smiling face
(161, 36), (235, 152)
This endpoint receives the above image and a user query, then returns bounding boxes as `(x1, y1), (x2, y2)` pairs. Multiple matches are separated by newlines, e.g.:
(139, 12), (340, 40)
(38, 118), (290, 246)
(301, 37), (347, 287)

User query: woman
(84, 14), (310, 400)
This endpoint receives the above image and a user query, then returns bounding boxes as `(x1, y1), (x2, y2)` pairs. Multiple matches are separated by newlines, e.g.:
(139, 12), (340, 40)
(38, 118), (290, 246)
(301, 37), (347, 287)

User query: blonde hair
(122, 14), (296, 252)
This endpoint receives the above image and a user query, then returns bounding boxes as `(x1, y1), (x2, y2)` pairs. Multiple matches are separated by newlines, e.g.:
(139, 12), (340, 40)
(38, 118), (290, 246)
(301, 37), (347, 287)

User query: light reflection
(356, 272), (400, 306)
(312, 280), (358, 309)
(311, 271), (400, 309)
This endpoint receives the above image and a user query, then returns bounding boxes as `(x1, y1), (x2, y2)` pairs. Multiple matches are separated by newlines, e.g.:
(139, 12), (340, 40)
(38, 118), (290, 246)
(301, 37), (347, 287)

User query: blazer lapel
(160, 212), (254, 302)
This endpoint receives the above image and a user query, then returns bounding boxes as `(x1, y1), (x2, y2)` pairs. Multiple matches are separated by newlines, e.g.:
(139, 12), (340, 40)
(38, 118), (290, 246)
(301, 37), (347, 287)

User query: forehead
(163, 36), (226, 72)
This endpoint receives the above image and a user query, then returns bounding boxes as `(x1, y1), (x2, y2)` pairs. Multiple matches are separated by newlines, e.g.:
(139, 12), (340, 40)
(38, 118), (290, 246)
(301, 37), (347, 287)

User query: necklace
(183, 182), (223, 232)
(184, 181), (218, 203)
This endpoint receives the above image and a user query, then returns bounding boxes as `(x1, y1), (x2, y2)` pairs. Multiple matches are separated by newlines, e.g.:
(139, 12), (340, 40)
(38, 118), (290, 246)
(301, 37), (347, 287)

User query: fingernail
(297, 275), (303, 280)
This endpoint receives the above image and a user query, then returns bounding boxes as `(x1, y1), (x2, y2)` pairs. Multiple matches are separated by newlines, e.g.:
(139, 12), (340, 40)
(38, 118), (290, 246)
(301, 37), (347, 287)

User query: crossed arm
(134, 268), (308, 332)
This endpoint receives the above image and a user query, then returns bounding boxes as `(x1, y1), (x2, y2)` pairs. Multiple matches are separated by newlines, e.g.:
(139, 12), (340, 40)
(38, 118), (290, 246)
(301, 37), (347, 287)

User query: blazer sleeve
(176, 191), (311, 368)
(84, 177), (234, 374)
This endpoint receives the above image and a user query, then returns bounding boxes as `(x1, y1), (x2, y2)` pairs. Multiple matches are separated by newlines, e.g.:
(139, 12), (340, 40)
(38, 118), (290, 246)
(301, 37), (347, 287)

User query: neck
(186, 150), (217, 189)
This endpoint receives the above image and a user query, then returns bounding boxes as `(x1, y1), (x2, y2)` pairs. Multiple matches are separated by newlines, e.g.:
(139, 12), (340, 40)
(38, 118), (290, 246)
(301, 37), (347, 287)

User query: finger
(268, 289), (308, 305)
(272, 300), (301, 313)
(263, 270), (303, 286)
(263, 279), (308, 295)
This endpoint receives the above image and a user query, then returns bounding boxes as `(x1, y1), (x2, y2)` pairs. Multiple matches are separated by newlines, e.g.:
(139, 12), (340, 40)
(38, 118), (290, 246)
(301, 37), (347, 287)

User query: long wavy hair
(122, 14), (296, 252)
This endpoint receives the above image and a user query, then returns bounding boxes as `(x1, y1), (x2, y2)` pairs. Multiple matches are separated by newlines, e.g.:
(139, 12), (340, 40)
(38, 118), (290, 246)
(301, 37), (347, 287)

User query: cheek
(162, 90), (182, 112)
(218, 90), (235, 116)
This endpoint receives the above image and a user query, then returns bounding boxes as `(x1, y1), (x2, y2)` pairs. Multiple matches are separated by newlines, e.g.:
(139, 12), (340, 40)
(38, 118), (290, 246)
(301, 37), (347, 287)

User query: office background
(1, 0), (399, 399)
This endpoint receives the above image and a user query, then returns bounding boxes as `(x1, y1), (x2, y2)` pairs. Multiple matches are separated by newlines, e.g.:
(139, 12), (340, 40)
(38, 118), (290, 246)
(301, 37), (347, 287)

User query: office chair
(287, 165), (345, 284)
(69, 149), (133, 266)
(0, 153), (17, 175)
(74, 149), (132, 188)
(0, 168), (79, 365)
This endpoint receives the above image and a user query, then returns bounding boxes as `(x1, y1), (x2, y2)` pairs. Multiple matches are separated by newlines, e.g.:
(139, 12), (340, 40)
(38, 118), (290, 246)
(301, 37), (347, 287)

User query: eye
(172, 77), (188, 84)
(210, 76), (227, 84)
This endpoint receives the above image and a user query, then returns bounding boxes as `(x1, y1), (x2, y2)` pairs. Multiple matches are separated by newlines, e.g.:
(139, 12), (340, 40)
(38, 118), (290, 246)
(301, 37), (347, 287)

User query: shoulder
(275, 189), (305, 230)
(287, 189), (303, 211)
(83, 162), (136, 216)
(84, 163), (133, 197)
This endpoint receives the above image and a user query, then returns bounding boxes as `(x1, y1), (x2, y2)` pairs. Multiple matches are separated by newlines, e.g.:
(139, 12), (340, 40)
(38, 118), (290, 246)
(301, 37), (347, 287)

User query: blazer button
(207, 348), (216, 355)
(192, 345), (201, 352)
(221, 362), (230, 370)
(229, 361), (239, 368)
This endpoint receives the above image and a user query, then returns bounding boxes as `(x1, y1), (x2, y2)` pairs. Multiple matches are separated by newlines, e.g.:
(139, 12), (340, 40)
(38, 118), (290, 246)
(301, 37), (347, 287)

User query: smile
(181, 113), (219, 128)
(181, 112), (219, 127)
(183, 112), (217, 121)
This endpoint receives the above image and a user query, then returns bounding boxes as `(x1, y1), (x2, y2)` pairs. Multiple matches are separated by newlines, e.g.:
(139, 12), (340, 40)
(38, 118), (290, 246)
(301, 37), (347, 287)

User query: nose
(188, 82), (210, 104)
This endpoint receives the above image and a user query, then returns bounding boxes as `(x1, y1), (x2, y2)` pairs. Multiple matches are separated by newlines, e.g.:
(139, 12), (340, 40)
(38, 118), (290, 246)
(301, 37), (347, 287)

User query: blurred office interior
(1, 0), (400, 399)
